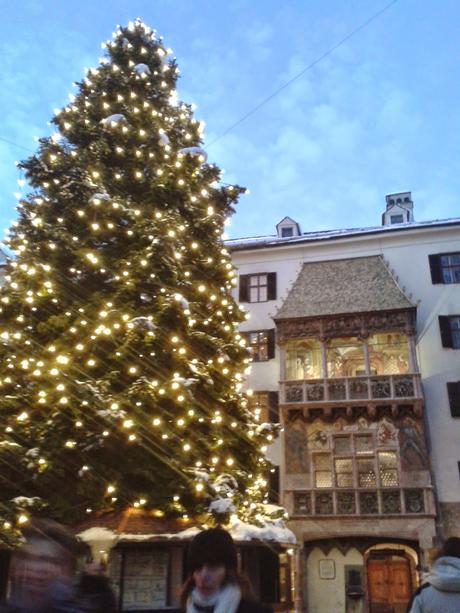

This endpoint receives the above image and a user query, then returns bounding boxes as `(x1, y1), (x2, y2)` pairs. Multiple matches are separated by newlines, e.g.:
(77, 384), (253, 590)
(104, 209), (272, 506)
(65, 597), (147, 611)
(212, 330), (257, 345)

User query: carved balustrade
(282, 374), (421, 405)
(291, 487), (430, 517)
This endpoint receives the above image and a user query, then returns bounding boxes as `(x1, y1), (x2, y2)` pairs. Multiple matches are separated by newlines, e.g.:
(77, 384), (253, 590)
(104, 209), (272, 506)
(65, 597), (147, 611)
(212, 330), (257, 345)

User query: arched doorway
(365, 546), (417, 613)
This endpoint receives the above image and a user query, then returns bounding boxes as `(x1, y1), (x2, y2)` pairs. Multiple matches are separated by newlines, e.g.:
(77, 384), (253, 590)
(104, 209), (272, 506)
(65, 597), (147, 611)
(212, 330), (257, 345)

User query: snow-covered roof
(226, 217), (460, 251)
(78, 518), (296, 546)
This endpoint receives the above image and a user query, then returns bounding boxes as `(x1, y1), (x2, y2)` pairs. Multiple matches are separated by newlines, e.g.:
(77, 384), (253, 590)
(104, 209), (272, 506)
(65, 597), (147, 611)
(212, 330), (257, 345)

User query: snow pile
(134, 63), (151, 75)
(78, 527), (118, 543)
(209, 498), (236, 515)
(11, 496), (43, 509)
(179, 147), (208, 162)
(89, 193), (110, 204)
(100, 114), (127, 127)
(159, 131), (170, 147)
(129, 316), (155, 331)
(228, 517), (296, 544)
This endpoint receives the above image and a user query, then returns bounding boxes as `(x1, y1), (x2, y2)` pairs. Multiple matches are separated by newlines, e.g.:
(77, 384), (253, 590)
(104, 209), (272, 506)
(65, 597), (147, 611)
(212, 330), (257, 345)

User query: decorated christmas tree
(0, 20), (280, 545)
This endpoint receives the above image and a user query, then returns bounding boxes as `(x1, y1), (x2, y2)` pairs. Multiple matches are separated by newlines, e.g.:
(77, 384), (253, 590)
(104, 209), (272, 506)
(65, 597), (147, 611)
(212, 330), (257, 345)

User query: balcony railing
(281, 374), (422, 405)
(291, 487), (431, 517)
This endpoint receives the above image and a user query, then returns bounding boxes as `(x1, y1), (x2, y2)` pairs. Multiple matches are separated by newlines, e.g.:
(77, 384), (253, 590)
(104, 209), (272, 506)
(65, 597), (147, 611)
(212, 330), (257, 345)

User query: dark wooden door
(367, 557), (412, 613)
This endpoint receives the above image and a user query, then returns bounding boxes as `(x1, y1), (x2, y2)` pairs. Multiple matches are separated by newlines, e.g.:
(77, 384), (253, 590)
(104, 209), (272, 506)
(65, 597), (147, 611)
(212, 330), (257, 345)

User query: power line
(0, 1), (398, 158)
(206, 0), (398, 147)
(0, 135), (33, 153)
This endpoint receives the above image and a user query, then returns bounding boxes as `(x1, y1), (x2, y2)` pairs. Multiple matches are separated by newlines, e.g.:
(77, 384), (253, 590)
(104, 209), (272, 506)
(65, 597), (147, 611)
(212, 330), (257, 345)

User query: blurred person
(181, 528), (272, 613)
(407, 536), (460, 613)
(0, 518), (84, 612)
(75, 562), (116, 613)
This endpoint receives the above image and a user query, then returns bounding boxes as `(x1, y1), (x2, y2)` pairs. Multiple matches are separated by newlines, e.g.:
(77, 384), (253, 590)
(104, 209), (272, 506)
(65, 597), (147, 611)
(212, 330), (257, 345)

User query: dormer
(276, 216), (301, 238)
(382, 191), (414, 226)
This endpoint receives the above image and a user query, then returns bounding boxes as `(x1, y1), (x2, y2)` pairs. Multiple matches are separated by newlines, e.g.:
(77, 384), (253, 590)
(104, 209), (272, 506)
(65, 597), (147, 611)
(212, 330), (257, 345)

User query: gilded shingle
(275, 256), (413, 320)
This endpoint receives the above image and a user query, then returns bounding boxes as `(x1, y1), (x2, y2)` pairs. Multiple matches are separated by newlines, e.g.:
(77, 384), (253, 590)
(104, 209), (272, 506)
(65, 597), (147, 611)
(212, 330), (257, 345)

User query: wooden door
(367, 556), (412, 613)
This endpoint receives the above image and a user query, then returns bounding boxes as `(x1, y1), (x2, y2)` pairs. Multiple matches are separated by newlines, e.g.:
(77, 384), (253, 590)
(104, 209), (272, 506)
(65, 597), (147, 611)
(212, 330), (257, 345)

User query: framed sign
(122, 549), (169, 610)
(319, 558), (335, 580)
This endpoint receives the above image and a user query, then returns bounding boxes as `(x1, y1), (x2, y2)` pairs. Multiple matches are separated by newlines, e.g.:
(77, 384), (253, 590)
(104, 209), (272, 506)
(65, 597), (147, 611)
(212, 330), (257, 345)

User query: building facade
(229, 193), (460, 613)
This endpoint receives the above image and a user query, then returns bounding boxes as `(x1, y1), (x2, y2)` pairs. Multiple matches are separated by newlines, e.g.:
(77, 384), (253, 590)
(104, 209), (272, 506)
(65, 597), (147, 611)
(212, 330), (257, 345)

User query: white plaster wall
(231, 224), (460, 504)
(306, 546), (363, 613)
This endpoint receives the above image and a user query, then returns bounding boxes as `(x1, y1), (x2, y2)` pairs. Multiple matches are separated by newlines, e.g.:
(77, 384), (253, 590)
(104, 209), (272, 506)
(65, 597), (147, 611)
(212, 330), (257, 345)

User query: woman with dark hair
(407, 536), (460, 613)
(181, 528), (272, 613)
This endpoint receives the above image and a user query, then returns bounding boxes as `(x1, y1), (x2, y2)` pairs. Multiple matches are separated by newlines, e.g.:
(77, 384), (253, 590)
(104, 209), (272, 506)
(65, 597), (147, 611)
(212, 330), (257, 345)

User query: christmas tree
(0, 20), (279, 545)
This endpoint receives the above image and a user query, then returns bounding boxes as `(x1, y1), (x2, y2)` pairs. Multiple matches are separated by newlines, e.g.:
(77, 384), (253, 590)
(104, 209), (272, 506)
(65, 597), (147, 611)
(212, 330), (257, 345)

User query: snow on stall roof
(226, 217), (460, 251)
(78, 518), (295, 545)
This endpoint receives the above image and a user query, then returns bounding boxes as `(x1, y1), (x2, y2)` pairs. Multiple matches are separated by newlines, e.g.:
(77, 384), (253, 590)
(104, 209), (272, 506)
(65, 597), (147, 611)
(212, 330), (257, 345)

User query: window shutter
(267, 329), (276, 359)
(439, 316), (453, 348)
(267, 272), (277, 300)
(447, 382), (460, 417)
(239, 275), (249, 302)
(268, 391), (279, 423)
(429, 254), (443, 284)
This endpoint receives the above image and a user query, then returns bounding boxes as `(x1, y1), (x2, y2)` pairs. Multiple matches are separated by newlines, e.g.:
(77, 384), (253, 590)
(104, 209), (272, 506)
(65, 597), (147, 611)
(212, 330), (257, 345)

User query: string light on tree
(0, 18), (281, 542)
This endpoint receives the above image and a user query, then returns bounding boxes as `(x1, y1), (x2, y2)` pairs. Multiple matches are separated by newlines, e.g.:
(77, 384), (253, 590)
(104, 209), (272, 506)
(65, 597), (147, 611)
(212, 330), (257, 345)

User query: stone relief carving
(277, 310), (415, 342)
(397, 415), (428, 470)
(285, 422), (310, 474)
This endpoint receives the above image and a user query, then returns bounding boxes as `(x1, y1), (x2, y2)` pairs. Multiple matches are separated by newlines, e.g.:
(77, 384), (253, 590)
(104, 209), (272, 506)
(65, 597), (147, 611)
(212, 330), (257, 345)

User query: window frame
(281, 226), (294, 237)
(429, 252), (460, 284)
(245, 329), (276, 362)
(311, 433), (399, 490)
(448, 381), (460, 417)
(238, 272), (277, 302)
(439, 315), (460, 349)
(248, 390), (279, 423)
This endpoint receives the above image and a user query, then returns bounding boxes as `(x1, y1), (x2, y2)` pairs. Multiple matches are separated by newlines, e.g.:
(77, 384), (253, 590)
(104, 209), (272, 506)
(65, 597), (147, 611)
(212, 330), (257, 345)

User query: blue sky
(0, 0), (458, 239)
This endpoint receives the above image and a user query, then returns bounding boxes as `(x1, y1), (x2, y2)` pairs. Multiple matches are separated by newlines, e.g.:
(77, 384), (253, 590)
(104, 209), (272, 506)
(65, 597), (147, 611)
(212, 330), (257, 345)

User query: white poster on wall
(122, 550), (169, 610)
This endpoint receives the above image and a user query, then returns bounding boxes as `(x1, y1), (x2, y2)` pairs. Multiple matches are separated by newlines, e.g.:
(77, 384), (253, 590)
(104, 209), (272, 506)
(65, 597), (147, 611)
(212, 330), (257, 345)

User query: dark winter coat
(236, 600), (272, 613)
(75, 574), (116, 613)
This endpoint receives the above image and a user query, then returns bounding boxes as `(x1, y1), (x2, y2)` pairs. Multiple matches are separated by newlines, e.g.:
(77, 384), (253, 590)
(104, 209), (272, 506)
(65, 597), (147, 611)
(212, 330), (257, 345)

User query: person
(407, 536), (460, 613)
(0, 518), (85, 612)
(0, 519), (116, 613)
(181, 527), (272, 613)
(75, 562), (117, 613)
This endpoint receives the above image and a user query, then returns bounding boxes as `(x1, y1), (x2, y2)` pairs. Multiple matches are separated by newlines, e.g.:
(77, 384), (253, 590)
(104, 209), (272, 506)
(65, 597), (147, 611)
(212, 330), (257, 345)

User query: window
(368, 333), (410, 374)
(448, 382), (460, 417)
(327, 337), (365, 377)
(281, 226), (294, 237)
(429, 253), (460, 284)
(248, 391), (279, 422)
(314, 454), (333, 488)
(246, 330), (275, 362)
(335, 458), (353, 487)
(390, 214), (404, 224)
(439, 316), (460, 349)
(378, 451), (399, 486)
(312, 434), (398, 490)
(239, 272), (277, 302)
(285, 339), (322, 379)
